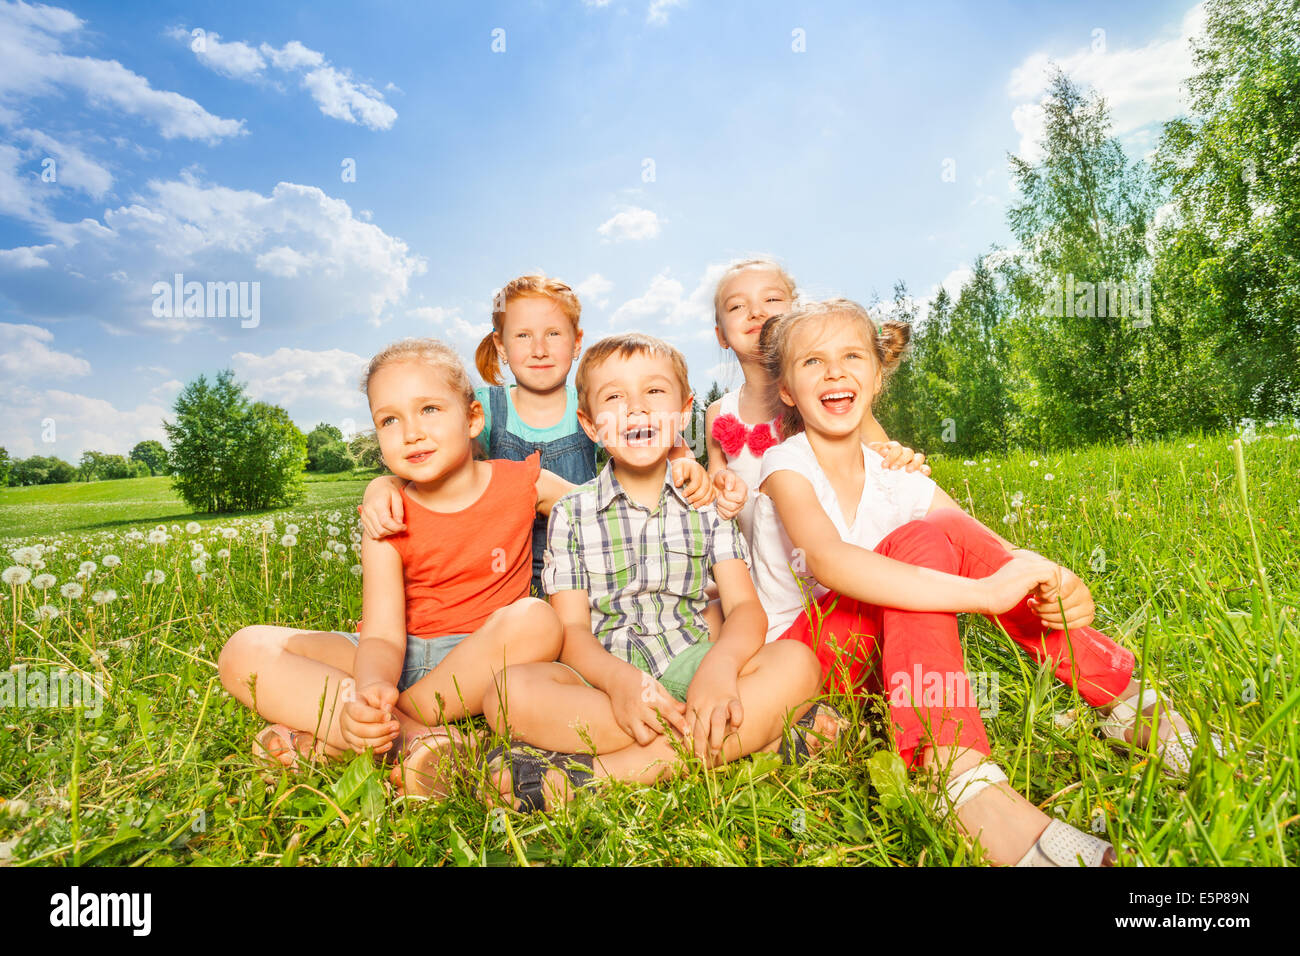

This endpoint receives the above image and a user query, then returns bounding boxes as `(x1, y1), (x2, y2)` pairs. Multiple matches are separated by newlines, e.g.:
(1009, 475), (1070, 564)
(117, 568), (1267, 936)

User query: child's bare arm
(926, 487), (1094, 628)
(764, 470), (1060, 616)
(358, 475), (406, 539)
(549, 589), (686, 744)
(344, 535), (407, 752)
(703, 399), (725, 477)
(684, 558), (765, 758)
(534, 469), (574, 517)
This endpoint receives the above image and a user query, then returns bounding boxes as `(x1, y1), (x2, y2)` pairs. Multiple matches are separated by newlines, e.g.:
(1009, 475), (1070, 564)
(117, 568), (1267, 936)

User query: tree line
(876, 0), (1298, 454)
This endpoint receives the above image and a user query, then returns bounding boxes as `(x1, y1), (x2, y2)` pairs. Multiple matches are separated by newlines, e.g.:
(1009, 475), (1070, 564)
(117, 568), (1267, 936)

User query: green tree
(0, 447), (10, 487)
(164, 370), (307, 513)
(76, 451), (132, 481)
(347, 430), (384, 470)
(1007, 68), (1159, 447)
(130, 439), (169, 476)
(1154, 0), (1300, 421)
(10, 455), (75, 486)
(305, 422), (345, 471)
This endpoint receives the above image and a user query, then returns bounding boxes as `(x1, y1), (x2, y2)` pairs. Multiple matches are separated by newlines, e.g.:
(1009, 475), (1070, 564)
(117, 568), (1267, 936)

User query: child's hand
(712, 469), (749, 522)
(867, 440), (931, 476)
(1028, 564), (1096, 630)
(671, 457), (716, 508)
(978, 556), (1061, 616)
(357, 477), (405, 539)
(340, 679), (401, 754)
(684, 658), (744, 764)
(610, 664), (687, 746)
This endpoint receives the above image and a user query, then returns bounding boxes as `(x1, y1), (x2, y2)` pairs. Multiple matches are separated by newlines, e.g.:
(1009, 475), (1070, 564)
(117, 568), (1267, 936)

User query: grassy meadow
(1, 428), (1297, 866)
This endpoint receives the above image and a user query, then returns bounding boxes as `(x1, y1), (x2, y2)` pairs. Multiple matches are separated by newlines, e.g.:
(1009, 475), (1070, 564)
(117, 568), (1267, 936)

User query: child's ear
(468, 400), (486, 440)
(573, 328), (583, 357)
(576, 406), (601, 443)
(715, 324), (729, 351)
(778, 382), (796, 408)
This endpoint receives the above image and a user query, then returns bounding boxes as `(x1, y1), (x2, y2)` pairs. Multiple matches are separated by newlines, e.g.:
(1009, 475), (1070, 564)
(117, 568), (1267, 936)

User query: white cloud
(647, 0), (685, 25)
(164, 27), (266, 79)
(0, 321), (91, 381)
(574, 273), (613, 309)
(0, 244), (53, 268)
(10, 128), (112, 199)
(300, 65), (397, 130)
(1007, 3), (1207, 162)
(230, 347), (368, 407)
(174, 27), (397, 130)
(0, 3), (244, 143)
(406, 304), (491, 347)
(0, 172), (426, 333)
(597, 206), (663, 243)
(0, 382), (168, 460)
(608, 261), (727, 333)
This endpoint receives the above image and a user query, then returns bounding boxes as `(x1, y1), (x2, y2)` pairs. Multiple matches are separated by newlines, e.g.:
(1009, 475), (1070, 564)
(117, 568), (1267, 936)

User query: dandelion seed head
(280, 534), (298, 548)
(2, 566), (32, 586)
(60, 582), (84, 599)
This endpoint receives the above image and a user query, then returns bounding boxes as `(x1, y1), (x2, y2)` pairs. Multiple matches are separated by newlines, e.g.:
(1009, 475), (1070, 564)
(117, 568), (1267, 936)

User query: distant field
(0, 472), (379, 540)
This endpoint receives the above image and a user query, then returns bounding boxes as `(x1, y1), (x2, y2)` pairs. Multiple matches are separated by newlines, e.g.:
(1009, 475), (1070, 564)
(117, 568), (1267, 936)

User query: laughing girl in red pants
(749, 298), (1220, 867)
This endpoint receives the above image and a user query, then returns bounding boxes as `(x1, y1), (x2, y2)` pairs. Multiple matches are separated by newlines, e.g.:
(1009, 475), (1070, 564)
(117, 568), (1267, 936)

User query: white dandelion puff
(79, 561), (97, 577)
(281, 534), (298, 548)
(2, 566), (32, 587)
(145, 570), (166, 585)
(147, 530), (169, 545)
(217, 548), (230, 560)
(60, 582), (84, 599)
(1029, 460), (1039, 468)
(33, 573), (56, 590)
(191, 558), (207, 573)
(286, 524), (300, 536)
(91, 589), (117, 605)
(350, 565), (363, 577)
(102, 554), (121, 568)
(1044, 473), (1055, 481)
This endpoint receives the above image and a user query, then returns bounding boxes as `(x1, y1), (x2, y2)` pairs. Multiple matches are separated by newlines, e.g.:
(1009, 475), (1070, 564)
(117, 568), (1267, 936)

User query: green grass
(1, 428), (1296, 866)
(0, 471), (380, 540)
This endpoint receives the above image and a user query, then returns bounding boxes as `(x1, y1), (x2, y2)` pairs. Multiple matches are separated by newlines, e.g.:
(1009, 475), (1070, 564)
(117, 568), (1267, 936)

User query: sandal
(942, 761), (1118, 867)
(389, 726), (481, 798)
(483, 741), (596, 812)
(779, 701), (848, 765)
(1098, 687), (1225, 776)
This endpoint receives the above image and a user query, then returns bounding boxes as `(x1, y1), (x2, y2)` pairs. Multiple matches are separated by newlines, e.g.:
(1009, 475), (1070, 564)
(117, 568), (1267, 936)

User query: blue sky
(0, 0), (1205, 461)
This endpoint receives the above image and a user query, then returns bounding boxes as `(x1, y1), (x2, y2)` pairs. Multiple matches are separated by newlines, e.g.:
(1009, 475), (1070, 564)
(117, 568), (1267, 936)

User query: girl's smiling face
(715, 268), (794, 360)
(496, 296), (582, 394)
(368, 360), (483, 483)
(778, 314), (883, 439)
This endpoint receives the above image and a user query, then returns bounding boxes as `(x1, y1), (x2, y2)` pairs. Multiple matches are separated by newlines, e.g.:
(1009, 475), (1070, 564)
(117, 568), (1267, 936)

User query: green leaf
(331, 753), (378, 810)
(866, 751), (909, 810)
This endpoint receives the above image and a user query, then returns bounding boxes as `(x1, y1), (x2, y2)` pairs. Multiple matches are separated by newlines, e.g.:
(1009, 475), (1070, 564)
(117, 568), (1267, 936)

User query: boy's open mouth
(623, 425), (659, 447)
(819, 390), (856, 414)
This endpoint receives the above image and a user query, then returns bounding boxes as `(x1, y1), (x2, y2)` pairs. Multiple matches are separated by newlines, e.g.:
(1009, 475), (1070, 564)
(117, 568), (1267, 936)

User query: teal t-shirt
(475, 384), (583, 450)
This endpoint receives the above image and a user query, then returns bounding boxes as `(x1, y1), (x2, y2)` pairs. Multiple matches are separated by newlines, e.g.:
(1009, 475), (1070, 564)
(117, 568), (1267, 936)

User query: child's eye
(547, 330), (561, 337)
(802, 356), (821, 366)
(380, 416), (396, 427)
(422, 404), (439, 414)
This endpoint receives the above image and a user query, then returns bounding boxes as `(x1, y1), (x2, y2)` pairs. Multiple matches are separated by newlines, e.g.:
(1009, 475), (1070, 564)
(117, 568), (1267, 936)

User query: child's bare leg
(400, 597), (562, 727)
(219, 624), (435, 760)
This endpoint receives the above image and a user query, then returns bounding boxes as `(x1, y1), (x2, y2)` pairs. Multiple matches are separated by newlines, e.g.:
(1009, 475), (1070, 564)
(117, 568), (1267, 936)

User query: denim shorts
(333, 631), (469, 692)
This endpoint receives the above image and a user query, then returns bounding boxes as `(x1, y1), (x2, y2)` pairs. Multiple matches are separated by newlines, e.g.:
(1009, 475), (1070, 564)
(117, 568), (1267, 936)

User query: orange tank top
(376, 453), (539, 637)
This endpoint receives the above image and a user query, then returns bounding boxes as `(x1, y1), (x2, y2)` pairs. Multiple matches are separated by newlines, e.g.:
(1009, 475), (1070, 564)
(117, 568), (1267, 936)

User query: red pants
(778, 508), (1135, 768)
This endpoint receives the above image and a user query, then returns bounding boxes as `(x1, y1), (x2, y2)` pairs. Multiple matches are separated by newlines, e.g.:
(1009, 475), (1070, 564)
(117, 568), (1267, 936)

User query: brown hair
(359, 337), (477, 414)
(712, 257), (799, 325)
(475, 273), (582, 386)
(575, 333), (692, 415)
(758, 298), (911, 440)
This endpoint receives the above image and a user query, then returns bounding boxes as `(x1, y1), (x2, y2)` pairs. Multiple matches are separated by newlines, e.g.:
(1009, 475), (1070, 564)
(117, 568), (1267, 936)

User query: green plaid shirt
(542, 459), (750, 679)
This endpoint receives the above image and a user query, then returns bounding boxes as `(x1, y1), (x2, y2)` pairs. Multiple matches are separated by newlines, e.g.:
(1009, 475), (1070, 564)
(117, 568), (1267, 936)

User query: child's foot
(482, 742), (596, 812)
(252, 723), (324, 776)
(389, 726), (481, 798)
(778, 701), (849, 764)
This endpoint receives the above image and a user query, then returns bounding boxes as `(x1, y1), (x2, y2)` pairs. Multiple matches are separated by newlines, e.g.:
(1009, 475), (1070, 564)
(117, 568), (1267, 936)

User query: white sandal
(943, 761), (1117, 867)
(1098, 688), (1224, 776)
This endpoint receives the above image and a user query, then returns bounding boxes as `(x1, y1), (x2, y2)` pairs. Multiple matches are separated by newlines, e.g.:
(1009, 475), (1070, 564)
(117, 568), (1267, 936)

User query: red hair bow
(712, 413), (779, 459)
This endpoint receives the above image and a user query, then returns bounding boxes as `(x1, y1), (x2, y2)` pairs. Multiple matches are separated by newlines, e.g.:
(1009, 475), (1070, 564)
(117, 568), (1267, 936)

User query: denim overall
(486, 386), (597, 590)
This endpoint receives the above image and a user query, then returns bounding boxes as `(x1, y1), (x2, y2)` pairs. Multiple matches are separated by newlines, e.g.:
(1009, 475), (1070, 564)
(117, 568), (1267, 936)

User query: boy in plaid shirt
(481, 333), (842, 811)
